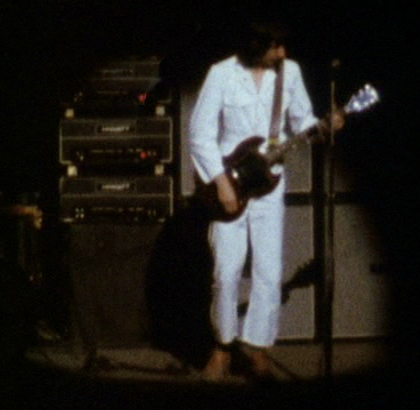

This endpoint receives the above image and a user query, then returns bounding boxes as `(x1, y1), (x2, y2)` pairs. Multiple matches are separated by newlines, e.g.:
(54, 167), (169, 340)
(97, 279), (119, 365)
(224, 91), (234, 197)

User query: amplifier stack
(58, 57), (177, 347)
(59, 56), (176, 225)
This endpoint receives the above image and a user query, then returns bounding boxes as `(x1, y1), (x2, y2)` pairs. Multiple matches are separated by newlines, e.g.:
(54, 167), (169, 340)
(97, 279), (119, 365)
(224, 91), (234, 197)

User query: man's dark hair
(236, 21), (289, 67)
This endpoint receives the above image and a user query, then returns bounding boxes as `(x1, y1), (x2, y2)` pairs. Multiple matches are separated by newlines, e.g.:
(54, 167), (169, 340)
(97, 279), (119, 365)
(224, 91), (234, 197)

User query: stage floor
(2, 338), (406, 410)
(24, 338), (390, 383)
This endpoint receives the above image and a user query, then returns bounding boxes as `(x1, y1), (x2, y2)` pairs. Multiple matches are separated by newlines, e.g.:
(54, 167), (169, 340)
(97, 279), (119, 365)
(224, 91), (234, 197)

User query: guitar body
(194, 136), (281, 222)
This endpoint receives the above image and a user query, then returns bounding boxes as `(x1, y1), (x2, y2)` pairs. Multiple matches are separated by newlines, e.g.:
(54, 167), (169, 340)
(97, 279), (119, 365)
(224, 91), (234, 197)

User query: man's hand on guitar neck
(214, 173), (239, 215)
(317, 110), (346, 141)
(331, 111), (345, 131)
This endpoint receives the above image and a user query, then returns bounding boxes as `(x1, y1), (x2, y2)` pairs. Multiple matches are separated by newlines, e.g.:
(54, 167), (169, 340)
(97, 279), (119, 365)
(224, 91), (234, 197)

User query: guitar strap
(268, 60), (284, 147)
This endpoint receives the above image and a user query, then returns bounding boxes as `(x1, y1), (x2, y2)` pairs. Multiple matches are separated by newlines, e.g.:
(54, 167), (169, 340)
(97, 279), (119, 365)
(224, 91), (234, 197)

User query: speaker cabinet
(332, 203), (392, 338)
(277, 202), (392, 341)
(278, 203), (316, 340)
(277, 201), (391, 341)
(66, 223), (162, 348)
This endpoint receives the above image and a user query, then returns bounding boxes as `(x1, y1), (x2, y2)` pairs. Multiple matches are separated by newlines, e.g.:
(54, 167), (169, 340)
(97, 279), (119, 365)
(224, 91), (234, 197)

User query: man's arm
(189, 65), (226, 184)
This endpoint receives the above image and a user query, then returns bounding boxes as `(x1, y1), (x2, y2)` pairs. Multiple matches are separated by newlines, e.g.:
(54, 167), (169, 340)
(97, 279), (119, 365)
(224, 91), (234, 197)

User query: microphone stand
(321, 59), (340, 378)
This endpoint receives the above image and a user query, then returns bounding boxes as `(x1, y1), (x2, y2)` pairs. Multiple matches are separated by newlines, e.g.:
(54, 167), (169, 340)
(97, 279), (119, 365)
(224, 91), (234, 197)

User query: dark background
(0, 0), (419, 407)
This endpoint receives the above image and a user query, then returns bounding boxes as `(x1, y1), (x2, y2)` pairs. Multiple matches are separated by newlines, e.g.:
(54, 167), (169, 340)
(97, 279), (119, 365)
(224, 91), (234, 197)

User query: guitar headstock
(344, 83), (380, 114)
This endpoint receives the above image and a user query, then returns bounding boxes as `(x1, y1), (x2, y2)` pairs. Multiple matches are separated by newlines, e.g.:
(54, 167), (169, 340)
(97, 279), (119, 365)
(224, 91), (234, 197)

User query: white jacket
(189, 55), (318, 184)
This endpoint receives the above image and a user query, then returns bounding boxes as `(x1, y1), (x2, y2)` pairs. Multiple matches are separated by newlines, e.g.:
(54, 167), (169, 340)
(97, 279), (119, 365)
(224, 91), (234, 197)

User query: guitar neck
(264, 83), (380, 166)
(266, 118), (329, 165)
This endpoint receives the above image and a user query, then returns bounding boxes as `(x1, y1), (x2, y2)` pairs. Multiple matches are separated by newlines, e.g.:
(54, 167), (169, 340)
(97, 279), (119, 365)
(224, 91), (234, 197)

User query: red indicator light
(137, 93), (148, 104)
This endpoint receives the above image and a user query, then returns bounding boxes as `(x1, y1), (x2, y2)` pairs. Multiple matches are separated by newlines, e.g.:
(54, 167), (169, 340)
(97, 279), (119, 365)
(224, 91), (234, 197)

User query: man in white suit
(189, 21), (343, 381)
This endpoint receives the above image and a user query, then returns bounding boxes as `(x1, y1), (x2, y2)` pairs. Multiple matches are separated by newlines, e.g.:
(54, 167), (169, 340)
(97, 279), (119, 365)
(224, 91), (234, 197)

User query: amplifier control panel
(59, 117), (173, 166)
(60, 176), (173, 223)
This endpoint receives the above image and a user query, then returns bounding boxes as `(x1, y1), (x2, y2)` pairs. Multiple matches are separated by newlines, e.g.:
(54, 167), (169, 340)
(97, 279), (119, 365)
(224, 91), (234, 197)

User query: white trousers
(208, 179), (286, 347)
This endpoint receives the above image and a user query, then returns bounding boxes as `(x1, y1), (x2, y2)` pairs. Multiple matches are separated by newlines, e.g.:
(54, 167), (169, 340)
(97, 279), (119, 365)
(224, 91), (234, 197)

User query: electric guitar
(194, 83), (380, 221)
